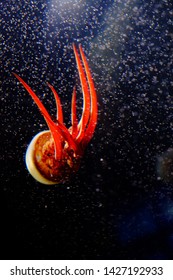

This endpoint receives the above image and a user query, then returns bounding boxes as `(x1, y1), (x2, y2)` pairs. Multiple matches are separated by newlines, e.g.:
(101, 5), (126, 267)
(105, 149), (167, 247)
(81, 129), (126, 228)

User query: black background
(1, 0), (173, 259)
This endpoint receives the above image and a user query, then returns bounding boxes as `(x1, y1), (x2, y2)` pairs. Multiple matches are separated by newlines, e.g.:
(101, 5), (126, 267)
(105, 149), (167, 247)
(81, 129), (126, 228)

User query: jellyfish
(13, 44), (98, 184)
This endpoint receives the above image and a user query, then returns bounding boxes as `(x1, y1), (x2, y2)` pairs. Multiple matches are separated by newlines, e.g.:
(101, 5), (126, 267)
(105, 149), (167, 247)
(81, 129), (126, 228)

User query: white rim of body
(25, 130), (57, 185)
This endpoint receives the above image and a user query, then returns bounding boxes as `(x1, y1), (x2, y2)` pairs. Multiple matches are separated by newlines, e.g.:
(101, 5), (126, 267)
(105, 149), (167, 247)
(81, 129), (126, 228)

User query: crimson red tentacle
(71, 86), (79, 138)
(47, 83), (64, 123)
(73, 44), (90, 142)
(78, 45), (98, 147)
(13, 73), (62, 160)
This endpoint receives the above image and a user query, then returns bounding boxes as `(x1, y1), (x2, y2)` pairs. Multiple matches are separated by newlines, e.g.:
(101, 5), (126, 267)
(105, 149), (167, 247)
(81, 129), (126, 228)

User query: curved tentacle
(46, 122), (62, 160)
(71, 86), (78, 138)
(13, 73), (62, 160)
(13, 73), (52, 123)
(73, 44), (90, 142)
(78, 45), (98, 147)
(47, 83), (64, 123)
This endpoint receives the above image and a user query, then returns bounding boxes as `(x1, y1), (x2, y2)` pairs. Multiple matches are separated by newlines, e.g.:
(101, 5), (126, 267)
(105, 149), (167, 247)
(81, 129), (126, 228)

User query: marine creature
(13, 44), (98, 184)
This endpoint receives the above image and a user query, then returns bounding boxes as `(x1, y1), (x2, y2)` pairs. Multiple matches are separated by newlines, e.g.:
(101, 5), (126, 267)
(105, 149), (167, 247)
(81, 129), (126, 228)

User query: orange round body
(26, 131), (81, 184)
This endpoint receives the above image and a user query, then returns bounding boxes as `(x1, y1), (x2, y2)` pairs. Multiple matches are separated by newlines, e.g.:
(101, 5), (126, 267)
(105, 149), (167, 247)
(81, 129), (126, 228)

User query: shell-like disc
(25, 131), (57, 185)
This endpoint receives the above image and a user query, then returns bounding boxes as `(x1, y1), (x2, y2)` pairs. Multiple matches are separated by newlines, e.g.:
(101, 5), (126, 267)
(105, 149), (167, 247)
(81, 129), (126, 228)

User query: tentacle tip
(12, 72), (17, 78)
(47, 82), (52, 88)
(79, 44), (83, 51)
(73, 43), (77, 51)
(12, 72), (22, 83)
